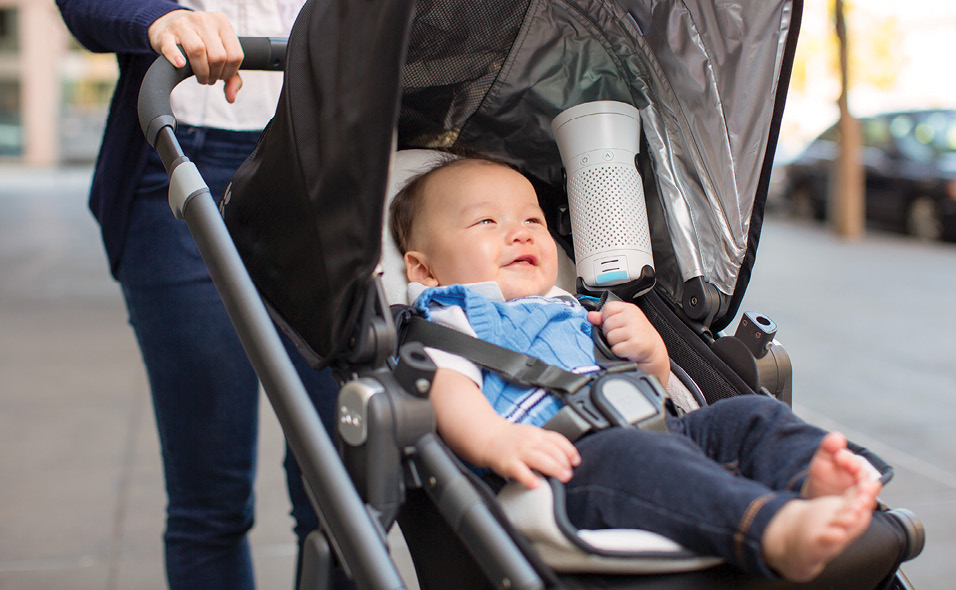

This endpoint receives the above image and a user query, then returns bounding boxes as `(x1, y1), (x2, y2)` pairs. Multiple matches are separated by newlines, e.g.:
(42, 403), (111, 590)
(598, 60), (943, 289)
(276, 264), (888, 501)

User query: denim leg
(120, 196), (259, 590)
(673, 396), (827, 495)
(564, 400), (814, 578)
(283, 344), (356, 590)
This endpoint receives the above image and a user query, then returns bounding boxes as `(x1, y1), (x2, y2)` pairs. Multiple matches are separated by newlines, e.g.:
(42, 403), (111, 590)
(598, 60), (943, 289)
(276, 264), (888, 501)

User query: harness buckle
(544, 369), (669, 441)
(590, 372), (669, 433)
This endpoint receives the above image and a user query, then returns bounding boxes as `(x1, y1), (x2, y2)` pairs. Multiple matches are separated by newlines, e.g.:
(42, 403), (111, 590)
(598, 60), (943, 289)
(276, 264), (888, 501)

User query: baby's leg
(674, 396), (831, 492)
(803, 432), (880, 498)
(762, 476), (882, 582)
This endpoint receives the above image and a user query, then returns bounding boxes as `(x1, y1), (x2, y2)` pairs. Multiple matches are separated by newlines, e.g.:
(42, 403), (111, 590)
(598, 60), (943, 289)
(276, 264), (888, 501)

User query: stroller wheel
(886, 508), (925, 562)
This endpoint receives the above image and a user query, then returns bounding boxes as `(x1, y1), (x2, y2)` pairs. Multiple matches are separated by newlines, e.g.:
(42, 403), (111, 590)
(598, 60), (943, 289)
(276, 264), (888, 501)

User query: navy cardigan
(57, 0), (183, 276)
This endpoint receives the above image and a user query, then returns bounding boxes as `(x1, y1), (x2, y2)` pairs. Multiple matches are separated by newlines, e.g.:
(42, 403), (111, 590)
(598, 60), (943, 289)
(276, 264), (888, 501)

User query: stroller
(137, 0), (925, 588)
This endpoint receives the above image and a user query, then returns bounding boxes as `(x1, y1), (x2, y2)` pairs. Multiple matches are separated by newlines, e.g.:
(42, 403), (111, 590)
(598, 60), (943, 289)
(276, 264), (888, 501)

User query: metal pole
(140, 39), (406, 588)
(180, 180), (405, 590)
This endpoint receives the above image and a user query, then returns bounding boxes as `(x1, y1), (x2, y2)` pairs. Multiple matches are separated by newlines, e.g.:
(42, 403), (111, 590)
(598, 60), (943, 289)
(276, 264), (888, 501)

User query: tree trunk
(830, 0), (864, 239)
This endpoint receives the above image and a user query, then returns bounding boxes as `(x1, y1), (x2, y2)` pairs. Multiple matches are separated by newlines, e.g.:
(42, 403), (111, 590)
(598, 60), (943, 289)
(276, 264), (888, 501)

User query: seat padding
(497, 478), (722, 573)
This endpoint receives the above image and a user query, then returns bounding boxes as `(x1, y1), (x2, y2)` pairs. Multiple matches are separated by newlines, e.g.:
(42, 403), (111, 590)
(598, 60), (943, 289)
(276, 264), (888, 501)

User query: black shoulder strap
(403, 311), (668, 442)
(403, 316), (594, 397)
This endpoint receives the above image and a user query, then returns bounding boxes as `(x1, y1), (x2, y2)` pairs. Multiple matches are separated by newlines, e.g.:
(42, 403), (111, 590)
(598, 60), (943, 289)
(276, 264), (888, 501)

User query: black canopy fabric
(223, 0), (416, 368)
(224, 0), (801, 368)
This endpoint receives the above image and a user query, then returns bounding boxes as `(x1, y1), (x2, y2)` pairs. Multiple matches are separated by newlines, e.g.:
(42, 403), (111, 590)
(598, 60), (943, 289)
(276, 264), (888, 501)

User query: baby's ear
(404, 251), (439, 286)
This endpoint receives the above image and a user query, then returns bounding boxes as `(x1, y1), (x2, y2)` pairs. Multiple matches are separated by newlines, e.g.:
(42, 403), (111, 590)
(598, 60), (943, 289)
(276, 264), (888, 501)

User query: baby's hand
(482, 423), (580, 489)
(587, 301), (669, 386)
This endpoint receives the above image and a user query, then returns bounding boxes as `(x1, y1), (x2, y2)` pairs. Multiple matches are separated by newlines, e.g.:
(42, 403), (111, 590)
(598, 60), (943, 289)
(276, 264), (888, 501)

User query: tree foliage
(789, 0), (904, 97)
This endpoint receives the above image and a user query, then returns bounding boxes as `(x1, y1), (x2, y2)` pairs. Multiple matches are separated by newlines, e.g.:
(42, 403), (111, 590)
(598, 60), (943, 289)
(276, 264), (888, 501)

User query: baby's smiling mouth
(507, 255), (537, 267)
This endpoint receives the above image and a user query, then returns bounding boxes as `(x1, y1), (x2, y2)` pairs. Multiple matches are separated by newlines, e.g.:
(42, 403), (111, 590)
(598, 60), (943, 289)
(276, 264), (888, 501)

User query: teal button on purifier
(596, 270), (628, 284)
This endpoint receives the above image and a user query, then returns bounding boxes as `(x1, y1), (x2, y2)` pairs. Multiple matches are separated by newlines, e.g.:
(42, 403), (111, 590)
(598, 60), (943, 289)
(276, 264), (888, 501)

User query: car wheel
(906, 196), (943, 241)
(790, 186), (822, 220)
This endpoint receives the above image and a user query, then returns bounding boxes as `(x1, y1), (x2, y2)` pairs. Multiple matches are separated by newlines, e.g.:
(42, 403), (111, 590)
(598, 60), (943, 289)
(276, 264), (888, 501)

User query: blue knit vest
(414, 284), (596, 427)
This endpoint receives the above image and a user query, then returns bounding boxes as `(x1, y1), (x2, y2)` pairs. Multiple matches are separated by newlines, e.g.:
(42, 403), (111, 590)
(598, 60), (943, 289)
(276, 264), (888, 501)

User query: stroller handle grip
(137, 36), (287, 148)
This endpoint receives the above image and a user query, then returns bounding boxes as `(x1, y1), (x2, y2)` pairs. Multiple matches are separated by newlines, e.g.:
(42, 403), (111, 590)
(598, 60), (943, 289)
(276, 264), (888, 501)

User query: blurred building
(0, 0), (116, 166)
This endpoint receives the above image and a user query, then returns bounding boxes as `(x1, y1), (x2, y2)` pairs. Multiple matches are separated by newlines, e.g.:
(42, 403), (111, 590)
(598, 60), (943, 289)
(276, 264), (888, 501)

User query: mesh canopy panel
(399, 0), (529, 147)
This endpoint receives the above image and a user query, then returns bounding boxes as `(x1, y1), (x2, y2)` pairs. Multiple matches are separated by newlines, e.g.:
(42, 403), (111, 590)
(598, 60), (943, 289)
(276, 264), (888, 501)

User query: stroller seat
(161, 0), (926, 585)
(381, 148), (722, 575)
(379, 149), (920, 587)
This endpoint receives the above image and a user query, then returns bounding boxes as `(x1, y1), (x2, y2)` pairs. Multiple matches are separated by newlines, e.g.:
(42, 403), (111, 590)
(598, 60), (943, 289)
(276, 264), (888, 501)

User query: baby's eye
(476, 218), (495, 225)
(525, 216), (544, 225)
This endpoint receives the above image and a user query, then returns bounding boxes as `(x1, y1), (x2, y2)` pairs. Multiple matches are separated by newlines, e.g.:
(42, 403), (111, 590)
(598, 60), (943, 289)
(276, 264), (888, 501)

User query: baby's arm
(429, 368), (580, 489)
(587, 300), (670, 387)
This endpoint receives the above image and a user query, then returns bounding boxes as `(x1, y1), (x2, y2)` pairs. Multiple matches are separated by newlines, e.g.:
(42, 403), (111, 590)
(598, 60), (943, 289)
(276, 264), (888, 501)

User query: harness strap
(404, 314), (670, 441)
(541, 406), (593, 442)
(404, 316), (594, 397)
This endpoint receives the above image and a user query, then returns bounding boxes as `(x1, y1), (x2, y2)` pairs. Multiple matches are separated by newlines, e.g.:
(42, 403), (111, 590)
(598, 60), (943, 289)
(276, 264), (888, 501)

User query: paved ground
(740, 209), (956, 589)
(1, 165), (953, 589)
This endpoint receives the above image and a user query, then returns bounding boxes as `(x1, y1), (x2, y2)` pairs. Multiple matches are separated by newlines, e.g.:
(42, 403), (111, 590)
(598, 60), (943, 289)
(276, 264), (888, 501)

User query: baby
(389, 153), (882, 582)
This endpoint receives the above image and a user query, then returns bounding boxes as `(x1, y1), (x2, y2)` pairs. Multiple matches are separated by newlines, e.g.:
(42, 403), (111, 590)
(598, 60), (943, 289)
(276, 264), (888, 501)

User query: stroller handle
(137, 36), (287, 149)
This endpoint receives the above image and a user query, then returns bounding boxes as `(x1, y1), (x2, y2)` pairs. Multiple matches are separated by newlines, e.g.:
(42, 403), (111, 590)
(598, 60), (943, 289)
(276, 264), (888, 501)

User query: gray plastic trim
(337, 378), (384, 446)
(168, 161), (210, 220)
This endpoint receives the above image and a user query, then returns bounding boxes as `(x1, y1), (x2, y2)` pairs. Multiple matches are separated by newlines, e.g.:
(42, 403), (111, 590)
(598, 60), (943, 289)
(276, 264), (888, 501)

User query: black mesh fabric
(637, 289), (756, 405)
(399, 0), (530, 147)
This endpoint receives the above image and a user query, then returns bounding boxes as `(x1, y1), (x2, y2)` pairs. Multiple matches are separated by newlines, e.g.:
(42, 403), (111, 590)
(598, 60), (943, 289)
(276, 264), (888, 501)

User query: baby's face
(407, 160), (559, 300)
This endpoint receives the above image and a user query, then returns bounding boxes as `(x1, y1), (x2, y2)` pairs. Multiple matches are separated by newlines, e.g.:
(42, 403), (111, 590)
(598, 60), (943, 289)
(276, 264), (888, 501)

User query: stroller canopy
(224, 0), (801, 368)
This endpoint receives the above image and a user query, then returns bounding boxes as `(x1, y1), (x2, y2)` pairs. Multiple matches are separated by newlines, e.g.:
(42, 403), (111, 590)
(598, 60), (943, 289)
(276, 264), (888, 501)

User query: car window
(862, 118), (893, 152)
(889, 115), (913, 143)
(893, 111), (956, 162)
(920, 111), (956, 155)
(818, 124), (840, 143)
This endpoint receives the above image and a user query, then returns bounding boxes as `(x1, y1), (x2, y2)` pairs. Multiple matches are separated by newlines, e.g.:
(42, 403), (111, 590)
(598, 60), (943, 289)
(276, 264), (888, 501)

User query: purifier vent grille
(567, 164), (651, 258)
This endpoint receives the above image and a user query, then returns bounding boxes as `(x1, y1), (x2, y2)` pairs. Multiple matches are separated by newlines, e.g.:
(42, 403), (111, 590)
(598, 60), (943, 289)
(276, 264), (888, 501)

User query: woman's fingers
(149, 10), (243, 90)
(223, 75), (243, 104)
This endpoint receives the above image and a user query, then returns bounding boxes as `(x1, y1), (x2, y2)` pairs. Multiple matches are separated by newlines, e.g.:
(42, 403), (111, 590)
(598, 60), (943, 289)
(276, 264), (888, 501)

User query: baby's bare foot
(803, 432), (876, 498)
(763, 478), (882, 582)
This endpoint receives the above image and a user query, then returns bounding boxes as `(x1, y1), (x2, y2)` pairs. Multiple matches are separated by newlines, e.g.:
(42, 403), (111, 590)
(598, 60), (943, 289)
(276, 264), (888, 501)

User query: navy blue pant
(118, 125), (343, 589)
(564, 395), (827, 578)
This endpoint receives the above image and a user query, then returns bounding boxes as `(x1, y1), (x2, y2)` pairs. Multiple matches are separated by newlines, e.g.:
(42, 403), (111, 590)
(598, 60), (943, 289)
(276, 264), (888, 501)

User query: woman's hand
(147, 10), (244, 103)
(588, 301), (669, 386)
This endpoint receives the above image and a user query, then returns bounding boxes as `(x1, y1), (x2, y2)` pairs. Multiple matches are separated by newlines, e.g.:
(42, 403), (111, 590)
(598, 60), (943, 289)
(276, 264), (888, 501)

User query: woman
(55, 2), (343, 588)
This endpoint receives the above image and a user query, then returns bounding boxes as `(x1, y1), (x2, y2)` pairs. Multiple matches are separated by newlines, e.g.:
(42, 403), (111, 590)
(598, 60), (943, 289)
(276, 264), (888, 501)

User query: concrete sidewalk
(1, 165), (953, 589)
(0, 166), (307, 589)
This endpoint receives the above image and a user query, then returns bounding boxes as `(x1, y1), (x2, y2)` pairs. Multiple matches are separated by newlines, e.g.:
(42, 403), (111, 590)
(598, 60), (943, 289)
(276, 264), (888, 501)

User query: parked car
(781, 109), (956, 241)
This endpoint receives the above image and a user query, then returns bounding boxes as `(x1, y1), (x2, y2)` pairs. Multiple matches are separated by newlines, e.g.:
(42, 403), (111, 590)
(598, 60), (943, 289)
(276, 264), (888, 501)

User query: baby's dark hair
(388, 149), (517, 255)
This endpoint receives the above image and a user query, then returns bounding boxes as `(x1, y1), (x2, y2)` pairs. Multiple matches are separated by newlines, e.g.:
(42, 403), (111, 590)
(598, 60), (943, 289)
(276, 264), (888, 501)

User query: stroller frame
(137, 2), (925, 587)
(138, 39), (405, 588)
(139, 38), (548, 590)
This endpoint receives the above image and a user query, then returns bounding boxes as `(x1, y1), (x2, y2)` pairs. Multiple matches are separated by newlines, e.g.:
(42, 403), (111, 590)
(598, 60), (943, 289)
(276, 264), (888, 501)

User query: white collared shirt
(169, 0), (305, 131)
(407, 282), (573, 387)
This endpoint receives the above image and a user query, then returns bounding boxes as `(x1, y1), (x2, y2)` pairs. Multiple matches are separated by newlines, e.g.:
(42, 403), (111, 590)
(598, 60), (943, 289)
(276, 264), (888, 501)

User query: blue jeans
(118, 126), (342, 589)
(564, 395), (826, 578)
